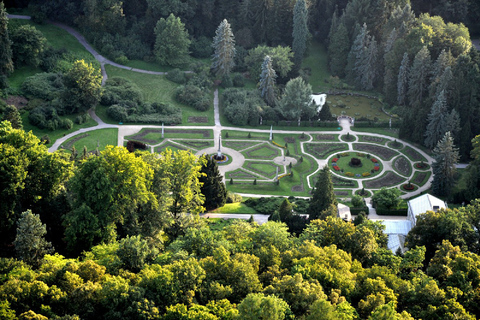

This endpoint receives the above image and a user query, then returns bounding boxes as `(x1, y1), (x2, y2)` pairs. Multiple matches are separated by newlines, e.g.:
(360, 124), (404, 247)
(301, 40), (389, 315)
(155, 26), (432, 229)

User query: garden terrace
(180, 140), (214, 149)
(242, 143), (280, 159)
(412, 171), (432, 187)
(314, 134), (339, 141)
(126, 128), (212, 144)
(304, 143), (349, 159)
(358, 135), (388, 145)
(363, 171), (405, 189)
(244, 161), (282, 179)
(223, 141), (260, 151)
(353, 143), (399, 160)
(226, 169), (262, 179)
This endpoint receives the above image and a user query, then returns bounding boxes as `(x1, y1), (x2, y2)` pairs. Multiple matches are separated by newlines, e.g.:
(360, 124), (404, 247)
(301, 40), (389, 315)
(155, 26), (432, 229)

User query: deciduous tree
(0, 3), (13, 89)
(10, 24), (46, 67)
(278, 77), (315, 126)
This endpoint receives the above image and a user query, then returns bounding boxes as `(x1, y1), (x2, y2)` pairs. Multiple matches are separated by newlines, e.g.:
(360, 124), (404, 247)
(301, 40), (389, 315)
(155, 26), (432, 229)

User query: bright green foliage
(278, 77), (316, 126)
(406, 208), (476, 264)
(1, 105), (22, 129)
(292, 0), (308, 68)
(0, 299), (16, 320)
(259, 55), (277, 106)
(0, 121), (73, 247)
(154, 13), (191, 67)
(116, 235), (158, 272)
(14, 210), (53, 268)
(371, 187), (401, 210)
(65, 146), (156, 253)
(212, 19), (236, 77)
(368, 301), (414, 319)
(199, 155), (227, 211)
(154, 149), (206, 239)
(277, 199), (293, 222)
(245, 45), (294, 81)
(10, 24), (46, 67)
(308, 165), (337, 219)
(237, 293), (292, 320)
(432, 132), (459, 196)
(62, 60), (103, 114)
(0, 3), (13, 88)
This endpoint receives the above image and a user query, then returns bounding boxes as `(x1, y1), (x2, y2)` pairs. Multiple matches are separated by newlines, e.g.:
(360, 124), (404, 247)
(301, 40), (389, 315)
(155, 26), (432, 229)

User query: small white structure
(407, 193), (446, 226)
(379, 220), (413, 254)
(337, 203), (351, 221)
(311, 94), (327, 113)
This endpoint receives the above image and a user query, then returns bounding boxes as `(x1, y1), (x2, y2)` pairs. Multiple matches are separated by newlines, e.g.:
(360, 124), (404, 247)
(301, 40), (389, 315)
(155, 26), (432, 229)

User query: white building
(407, 193), (447, 226)
(337, 203), (351, 221)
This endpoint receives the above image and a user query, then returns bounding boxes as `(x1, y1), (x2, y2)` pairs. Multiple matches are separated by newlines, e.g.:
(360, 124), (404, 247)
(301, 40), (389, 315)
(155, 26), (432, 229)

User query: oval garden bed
(330, 152), (382, 178)
(414, 162), (430, 170)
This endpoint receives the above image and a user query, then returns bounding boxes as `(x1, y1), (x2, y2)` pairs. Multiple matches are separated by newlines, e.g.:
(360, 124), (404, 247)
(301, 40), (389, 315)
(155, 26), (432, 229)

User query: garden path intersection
(9, 15), (443, 217)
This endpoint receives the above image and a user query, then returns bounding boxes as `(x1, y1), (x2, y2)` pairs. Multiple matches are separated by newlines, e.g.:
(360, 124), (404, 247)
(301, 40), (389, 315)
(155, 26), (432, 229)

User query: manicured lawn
(62, 128), (118, 152)
(303, 40), (331, 92)
(244, 161), (281, 178)
(21, 111), (98, 147)
(331, 153), (382, 178)
(125, 128), (214, 143)
(210, 203), (258, 214)
(102, 65), (214, 126)
(223, 130), (270, 140)
(242, 143), (279, 158)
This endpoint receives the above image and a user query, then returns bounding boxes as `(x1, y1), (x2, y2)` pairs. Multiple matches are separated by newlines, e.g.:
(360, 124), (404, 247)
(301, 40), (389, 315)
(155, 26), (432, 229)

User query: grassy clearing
(102, 65), (214, 126)
(8, 66), (41, 91)
(21, 111), (98, 147)
(209, 203), (258, 214)
(62, 128), (118, 152)
(303, 40), (331, 92)
(328, 94), (388, 121)
(333, 154), (381, 177)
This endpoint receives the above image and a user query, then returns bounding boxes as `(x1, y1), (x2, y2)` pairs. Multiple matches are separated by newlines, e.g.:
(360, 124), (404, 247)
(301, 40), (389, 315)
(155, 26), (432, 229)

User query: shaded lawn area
(209, 203), (258, 214)
(61, 128), (118, 152)
(21, 112), (98, 148)
(302, 40), (331, 92)
(351, 127), (400, 138)
(102, 65), (214, 126)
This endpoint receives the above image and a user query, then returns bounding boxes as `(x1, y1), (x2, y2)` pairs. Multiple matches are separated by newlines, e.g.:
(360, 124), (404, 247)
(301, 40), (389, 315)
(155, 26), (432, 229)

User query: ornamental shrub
(345, 172), (354, 177)
(166, 68), (187, 84)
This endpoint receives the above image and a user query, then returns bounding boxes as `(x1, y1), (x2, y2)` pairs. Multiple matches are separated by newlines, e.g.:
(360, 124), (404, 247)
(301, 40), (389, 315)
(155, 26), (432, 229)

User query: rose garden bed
(403, 146), (427, 162)
(412, 170), (432, 186)
(304, 143), (349, 159)
(387, 140), (404, 149)
(414, 162), (430, 170)
(393, 156), (412, 177)
(358, 135), (388, 145)
(363, 171), (405, 188)
(314, 134), (339, 141)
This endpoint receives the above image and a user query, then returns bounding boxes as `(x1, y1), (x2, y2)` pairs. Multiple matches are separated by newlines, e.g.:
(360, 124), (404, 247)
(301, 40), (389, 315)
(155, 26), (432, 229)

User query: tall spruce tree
(212, 19), (236, 77)
(259, 55), (277, 106)
(397, 52), (409, 106)
(199, 155), (227, 211)
(432, 131), (459, 197)
(14, 210), (54, 268)
(328, 19), (350, 77)
(292, 0), (308, 68)
(308, 165), (337, 220)
(424, 90), (448, 149)
(382, 28), (398, 102)
(408, 46), (432, 110)
(0, 3), (13, 89)
(346, 23), (368, 86)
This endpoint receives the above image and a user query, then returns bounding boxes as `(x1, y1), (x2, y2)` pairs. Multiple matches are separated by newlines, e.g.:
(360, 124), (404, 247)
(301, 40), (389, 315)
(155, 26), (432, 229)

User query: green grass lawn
(62, 128), (118, 152)
(242, 143), (279, 158)
(8, 65), (41, 91)
(102, 65), (214, 126)
(351, 127), (400, 138)
(209, 202), (258, 214)
(328, 94), (389, 121)
(302, 40), (331, 92)
(21, 111), (98, 147)
(125, 128), (214, 143)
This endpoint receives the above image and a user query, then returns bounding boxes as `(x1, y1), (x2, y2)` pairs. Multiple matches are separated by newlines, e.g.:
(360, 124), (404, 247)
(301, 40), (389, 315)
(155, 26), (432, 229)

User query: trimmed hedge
(350, 207), (369, 215)
(354, 120), (401, 128)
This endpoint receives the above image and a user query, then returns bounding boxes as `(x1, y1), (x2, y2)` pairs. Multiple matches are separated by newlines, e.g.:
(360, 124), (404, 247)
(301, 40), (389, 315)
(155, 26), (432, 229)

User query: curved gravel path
(9, 14), (442, 201)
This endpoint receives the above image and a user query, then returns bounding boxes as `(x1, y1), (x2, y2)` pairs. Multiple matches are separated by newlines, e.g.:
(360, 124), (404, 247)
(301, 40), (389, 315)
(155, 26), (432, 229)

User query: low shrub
(28, 105), (62, 130)
(226, 192), (242, 203)
(345, 172), (354, 177)
(126, 140), (147, 152)
(233, 73), (245, 87)
(166, 68), (187, 84)
(175, 85), (210, 111)
(362, 172), (371, 177)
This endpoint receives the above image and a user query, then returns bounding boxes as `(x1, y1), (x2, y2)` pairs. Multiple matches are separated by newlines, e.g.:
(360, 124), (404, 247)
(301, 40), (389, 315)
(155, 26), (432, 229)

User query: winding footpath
(9, 15), (446, 211)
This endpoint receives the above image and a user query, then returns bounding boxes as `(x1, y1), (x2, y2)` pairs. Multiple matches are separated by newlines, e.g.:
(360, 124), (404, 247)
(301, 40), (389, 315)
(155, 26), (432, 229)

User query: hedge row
(375, 208), (408, 216)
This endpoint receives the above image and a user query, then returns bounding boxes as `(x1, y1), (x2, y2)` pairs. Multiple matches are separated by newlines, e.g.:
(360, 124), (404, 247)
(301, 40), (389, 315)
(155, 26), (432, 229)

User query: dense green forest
(2, 0), (480, 319)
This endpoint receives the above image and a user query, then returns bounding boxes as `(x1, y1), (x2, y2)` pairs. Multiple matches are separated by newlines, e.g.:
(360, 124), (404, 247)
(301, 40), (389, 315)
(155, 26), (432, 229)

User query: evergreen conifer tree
(278, 198), (293, 222)
(259, 55), (277, 106)
(1, 105), (22, 129)
(424, 90), (448, 149)
(199, 155), (227, 211)
(432, 132), (459, 196)
(328, 19), (350, 77)
(0, 3), (13, 89)
(14, 210), (54, 268)
(408, 46), (432, 110)
(307, 165), (337, 220)
(397, 52), (409, 106)
(292, 0), (308, 68)
(212, 19), (236, 77)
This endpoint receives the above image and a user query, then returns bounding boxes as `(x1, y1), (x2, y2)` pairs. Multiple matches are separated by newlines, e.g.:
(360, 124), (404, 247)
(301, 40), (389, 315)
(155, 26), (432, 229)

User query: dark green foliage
(101, 77), (143, 107)
(107, 104), (128, 122)
(319, 104), (332, 121)
(308, 165), (337, 220)
(13, 210), (53, 268)
(10, 24), (46, 67)
(175, 85), (210, 111)
(432, 132), (459, 197)
(190, 36), (213, 58)
(21, 72), (64, 101)
(154, 14), (191, 67)
(328, 19), (350, 77)
(222, 88), (264, 126)
(0, 3), (13, 86)
(199, 155), (227, 211)
(116, 235), (158, 272)
(292, 0), (309, 68)
(1, 105), (22, 129)
(28, 105), (62, 131)
(232, 73), (245, 87)
(245, 197), (284, 215)
(166, 68), (187, 84)
(372, 187), (402, 210)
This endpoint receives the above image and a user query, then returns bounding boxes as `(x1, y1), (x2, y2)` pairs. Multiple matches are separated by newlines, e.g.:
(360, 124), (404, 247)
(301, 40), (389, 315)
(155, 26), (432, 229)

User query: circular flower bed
(330, 152), (382, 178)
(402, 183), (417, 191)
(211, 154), (230, 165)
